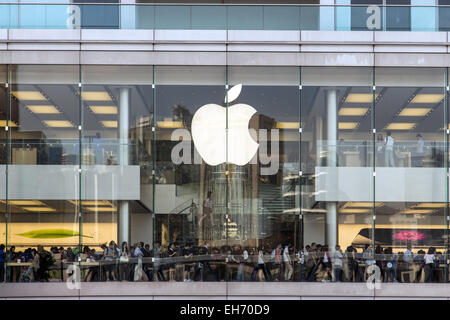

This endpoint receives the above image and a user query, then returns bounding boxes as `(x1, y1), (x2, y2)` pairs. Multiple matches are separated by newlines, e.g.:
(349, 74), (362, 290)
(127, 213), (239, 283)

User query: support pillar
(326, 89), (338, 251)
(119, 87), (130, 245)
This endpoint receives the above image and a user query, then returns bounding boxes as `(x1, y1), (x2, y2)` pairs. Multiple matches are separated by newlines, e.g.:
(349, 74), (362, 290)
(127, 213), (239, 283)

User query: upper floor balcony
(0, 2), (449, 32)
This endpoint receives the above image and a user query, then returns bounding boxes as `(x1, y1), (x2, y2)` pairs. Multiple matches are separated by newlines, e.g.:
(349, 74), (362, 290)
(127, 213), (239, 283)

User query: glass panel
(155, 6), (190, 30)
(375, 68), (446, 283)
(228, 6), (263, 30)
(81, 66), (153, 281)
(263, 6), (299, 30)
(411, 0), (436, 31)
(191, 6), (226, 30)
(6, 65), (80, 282)
(438, 0), (450, 31)
(154, 66), (226, 281)
(351, 0), (383, 31)
(74, 0), (120, 29)
(386, 1), (411, 31)
(227, 67), (299, 282)
(301, 67), (374, 282)
(136, 5), (154, 30)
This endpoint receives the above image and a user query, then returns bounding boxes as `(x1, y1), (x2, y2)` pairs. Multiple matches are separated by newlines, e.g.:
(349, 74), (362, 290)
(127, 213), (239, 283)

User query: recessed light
(81, 92), (112, 101)
(410, 94), (444, 104)
(398, 108), (431, 117)
(101, 120), (117, 128)
(344, 202), (383, 208)
(275, 122), (300, 129)
(156, 121), (184, 129)
(338, 108), (368, 116)
(403, 209), (435, 214)
(84, 207), (117, 212)
(11, 91), (47, 101)
(22, 207), (56, 212)
(338, 122), (358, 130)
(68, 200), (112, 206)
(89, 106), (117, 114)
(386, 123), (416, 130)
(345, 94), (378, 103)
(27, 105), (60, 114)
(340, 209), (371, 214)
(43, 120), (74, 128)
(413, 203), (446, 208)
(0, 200), (45, 206)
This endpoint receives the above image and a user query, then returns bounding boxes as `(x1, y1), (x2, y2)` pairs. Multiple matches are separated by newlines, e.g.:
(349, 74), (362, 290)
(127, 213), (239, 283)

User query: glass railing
(5, 250), (448, 283)
(0, 4), (448, 31)
(7, 139), (150, 166)
(316, 140), (447, 168)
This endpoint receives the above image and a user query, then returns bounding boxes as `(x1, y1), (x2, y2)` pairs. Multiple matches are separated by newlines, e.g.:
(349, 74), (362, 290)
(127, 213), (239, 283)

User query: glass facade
(1, 65), (450, 284)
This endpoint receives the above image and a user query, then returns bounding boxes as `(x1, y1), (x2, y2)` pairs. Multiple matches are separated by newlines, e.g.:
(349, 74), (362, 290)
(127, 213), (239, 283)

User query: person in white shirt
(384, 131), (395, 167)
(283, 245), (293, 281)
(424, 247), (436, 283)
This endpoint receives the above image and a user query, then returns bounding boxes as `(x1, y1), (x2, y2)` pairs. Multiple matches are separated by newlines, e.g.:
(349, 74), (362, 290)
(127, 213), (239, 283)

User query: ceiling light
(101, 120), (117, 128)
(156, 121), (184, 129)
(386, 123), (416, 130)
(27, 105), (60, 114)
(410, 94), (444, 104)
(413, 203), (446, 208)
(84, 207), (117, 212)
(345, 94), (378, 103)
(275, 122), (300, 129)
(403, 209), (435, 214)
(338, 108), (368, 116)
(68, 200), (111, 206)
(0, 120), (18, 127)
(338, 122), (358, 130)
(11, 91), (47, 101)
(0, 200), (45, 206)
(43, 120), (74, 128)
(344, 202), (383, 208)
(398, 108), (431, 117)
(22, 207), (56, 212)
(89, 106), (117, 114)
(81, 92), (112, 101)
(340, 209), (371, 214)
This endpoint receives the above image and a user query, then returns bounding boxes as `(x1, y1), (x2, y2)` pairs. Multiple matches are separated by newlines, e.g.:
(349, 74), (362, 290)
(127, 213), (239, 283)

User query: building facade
(1, 0), (450, 299)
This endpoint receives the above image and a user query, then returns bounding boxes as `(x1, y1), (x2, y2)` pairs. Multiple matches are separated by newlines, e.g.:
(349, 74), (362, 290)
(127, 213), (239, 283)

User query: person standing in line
(424, 247), (436, 283)
(283, 244), (293, 281)
(332, 245), (344, 282)
(271, 244), (282, 281)
(384, 131), (395, 167)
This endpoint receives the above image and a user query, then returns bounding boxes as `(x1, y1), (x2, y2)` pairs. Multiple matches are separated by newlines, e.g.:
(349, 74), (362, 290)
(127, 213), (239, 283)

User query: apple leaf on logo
(224, 84), (242, 104)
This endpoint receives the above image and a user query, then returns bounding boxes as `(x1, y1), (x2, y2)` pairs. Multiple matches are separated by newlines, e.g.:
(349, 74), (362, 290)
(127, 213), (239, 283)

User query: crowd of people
(0, 241), (446, 283)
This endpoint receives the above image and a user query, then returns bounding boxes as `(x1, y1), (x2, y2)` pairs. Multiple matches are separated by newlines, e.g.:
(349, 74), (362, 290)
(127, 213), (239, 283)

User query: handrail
(0, 3), (448, 7)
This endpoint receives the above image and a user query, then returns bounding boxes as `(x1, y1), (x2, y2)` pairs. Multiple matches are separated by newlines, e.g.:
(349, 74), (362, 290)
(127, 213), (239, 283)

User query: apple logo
(191, 84), (259, 166)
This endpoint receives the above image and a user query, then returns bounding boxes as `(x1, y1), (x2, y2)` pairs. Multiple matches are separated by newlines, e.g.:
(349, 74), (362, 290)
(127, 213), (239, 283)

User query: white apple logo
(191, 84), (259, 166)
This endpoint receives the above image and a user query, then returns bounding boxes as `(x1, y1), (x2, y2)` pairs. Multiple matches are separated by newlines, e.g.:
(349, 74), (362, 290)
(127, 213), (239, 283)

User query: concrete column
(119, 87), (130, 245)
(326, 89), (337, 250)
